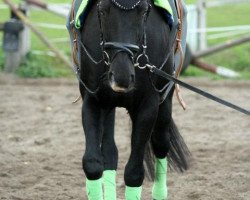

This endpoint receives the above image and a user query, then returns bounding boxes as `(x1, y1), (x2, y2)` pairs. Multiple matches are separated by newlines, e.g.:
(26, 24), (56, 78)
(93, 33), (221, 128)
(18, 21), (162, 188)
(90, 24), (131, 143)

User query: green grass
(0, 0), (250, 79)
(16, 53), (71, 78)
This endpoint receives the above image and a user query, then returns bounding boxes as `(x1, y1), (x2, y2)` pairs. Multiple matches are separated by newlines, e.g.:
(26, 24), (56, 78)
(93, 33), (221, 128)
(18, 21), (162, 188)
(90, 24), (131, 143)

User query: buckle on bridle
(135, 53), (149, 69)
(145, 64), (156, 72)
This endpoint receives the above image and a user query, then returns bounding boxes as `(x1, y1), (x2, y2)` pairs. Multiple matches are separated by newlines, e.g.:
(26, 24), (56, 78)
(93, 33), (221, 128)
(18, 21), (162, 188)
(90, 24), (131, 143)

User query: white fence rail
(206, 0), (250, 8)
(187, 0), (250, 51)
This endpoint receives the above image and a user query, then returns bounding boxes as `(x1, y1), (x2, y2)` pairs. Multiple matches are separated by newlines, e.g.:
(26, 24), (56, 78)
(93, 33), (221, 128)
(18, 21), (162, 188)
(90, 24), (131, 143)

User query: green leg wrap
(103, 170), (116, 200)
(86, 178), (103, 200)
(125, 186), (142, 200)
(152, 158), (168, 200)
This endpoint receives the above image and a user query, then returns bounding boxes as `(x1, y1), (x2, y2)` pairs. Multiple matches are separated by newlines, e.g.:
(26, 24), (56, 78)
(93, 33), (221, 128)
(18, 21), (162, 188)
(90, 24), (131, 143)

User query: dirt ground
(0, 74), (249, 200)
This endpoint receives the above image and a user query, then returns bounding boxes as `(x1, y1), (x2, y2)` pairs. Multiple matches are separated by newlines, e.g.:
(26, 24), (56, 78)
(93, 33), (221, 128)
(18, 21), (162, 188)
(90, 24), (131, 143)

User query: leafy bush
(16, 54), (70, 78)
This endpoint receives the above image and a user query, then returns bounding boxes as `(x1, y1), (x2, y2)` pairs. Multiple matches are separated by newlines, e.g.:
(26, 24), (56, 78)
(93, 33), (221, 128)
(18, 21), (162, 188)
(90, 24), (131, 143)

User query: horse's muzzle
(108, 71), (135, 93)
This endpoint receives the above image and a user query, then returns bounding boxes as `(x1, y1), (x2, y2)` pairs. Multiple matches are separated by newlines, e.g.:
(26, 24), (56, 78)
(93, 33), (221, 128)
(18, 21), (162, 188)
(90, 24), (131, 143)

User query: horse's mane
(111, 0), (142, 10)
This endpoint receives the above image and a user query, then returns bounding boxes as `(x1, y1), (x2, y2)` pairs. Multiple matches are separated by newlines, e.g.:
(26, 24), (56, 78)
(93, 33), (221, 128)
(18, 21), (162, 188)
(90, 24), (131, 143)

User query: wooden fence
(188, 0), (250, 51)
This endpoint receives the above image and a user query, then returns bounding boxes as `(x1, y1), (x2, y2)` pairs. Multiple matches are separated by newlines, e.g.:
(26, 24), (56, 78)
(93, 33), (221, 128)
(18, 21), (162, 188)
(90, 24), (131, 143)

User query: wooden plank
(191, 58), (239, 78)
(193, 35), (250, 58)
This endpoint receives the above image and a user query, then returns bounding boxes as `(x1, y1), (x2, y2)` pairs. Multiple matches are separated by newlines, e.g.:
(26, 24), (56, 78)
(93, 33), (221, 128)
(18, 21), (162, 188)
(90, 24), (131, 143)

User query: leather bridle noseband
(102, 42), (140, 66)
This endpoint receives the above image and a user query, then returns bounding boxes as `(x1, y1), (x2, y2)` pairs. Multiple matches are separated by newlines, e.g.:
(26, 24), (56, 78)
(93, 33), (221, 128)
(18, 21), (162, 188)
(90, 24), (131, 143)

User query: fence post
(187, 5), (198, 51)
(4, 3), (30, 73)
(19, 2), (30, 57)
(197, 0), (207, 50)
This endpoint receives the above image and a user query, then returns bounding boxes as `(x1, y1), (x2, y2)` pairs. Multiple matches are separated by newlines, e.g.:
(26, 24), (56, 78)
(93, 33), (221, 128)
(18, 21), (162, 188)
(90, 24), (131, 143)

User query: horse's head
(98, 0), (150, 93)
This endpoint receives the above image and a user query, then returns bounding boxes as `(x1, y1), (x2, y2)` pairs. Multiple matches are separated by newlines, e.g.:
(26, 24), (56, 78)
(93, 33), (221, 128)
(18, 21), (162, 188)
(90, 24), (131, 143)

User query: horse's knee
(82, 155), (103, 180)
(151, 133), (170, 158)
(102, 143), (118, 170)
(152, 106), (172, 158)
(151, 121), (171, 158)
(124, 164), (144, 187)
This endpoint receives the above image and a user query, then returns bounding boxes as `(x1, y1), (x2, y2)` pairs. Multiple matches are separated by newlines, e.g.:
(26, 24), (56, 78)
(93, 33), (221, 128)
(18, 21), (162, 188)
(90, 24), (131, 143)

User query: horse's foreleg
(124, 97), (159, 200)
(151, 100), (172, 200)
(101, 108), (117, 200)
(82, 94), (104, 200)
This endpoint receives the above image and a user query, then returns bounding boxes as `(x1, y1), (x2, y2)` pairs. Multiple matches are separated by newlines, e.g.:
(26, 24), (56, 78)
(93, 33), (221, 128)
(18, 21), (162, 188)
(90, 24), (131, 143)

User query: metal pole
(193, 35), (250, 58)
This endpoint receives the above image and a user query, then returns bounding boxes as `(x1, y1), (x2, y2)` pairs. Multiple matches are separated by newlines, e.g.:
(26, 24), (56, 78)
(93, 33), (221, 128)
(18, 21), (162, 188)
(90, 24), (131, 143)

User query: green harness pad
(75, 0), (89, 28)
(75, 0), (173, 29)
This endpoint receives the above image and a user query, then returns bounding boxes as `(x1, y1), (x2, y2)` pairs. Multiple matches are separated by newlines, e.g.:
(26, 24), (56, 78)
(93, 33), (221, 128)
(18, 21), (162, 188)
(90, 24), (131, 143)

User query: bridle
(97, 0), (151, 68)
(77, 0), (177, 101)
(96, 0), (178, 101)
(71, 0), (152, 95)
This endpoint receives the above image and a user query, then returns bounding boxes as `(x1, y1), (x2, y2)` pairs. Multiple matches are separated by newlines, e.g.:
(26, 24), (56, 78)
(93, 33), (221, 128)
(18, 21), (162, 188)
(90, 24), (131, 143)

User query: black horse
(68, 0), (190, 199)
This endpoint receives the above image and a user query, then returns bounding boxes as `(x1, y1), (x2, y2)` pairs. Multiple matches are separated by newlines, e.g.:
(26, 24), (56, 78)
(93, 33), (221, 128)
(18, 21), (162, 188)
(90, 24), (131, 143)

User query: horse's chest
(96, 85), (135, 108)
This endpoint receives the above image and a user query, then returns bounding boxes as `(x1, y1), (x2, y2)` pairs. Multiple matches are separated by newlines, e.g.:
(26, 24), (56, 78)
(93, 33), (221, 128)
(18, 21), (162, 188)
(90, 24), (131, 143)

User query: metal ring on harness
(103, 51), (110, 66)
(135, 53), (149, 69)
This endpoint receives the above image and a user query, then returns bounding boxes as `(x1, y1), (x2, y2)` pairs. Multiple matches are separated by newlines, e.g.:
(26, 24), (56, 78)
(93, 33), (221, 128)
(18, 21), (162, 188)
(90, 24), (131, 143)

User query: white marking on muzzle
(110, 81), (127, 93)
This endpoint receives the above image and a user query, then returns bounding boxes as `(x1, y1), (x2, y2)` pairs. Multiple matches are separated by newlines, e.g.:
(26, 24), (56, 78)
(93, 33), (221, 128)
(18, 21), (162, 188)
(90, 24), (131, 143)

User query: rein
(141, 63), (250, 116)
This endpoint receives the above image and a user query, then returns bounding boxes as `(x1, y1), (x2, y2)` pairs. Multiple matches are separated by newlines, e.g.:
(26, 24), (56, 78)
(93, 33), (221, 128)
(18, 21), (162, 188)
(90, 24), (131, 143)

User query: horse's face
(98, 0), (150, 92)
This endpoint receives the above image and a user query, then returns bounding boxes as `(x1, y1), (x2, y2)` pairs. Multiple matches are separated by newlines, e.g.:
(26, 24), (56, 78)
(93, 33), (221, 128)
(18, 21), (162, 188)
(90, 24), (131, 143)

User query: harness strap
(104, 42), (140, 58)
(148, 65), (250, 116)
(70, 0), (79, 68)
(69, 0), (102, 96)
(174, 0), (186, 110)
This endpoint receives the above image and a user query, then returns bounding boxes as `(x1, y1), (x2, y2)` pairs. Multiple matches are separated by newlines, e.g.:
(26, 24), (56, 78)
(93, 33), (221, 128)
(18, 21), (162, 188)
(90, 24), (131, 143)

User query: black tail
(167, 118), (191, 172)
(144, 118), (191, 180)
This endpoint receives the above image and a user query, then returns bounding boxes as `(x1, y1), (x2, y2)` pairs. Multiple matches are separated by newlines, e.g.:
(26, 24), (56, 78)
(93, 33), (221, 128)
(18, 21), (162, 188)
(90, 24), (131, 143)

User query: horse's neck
(82, 4), (102, 58)
(80, 4), (106, 90)
(146, 4), (172, 68)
